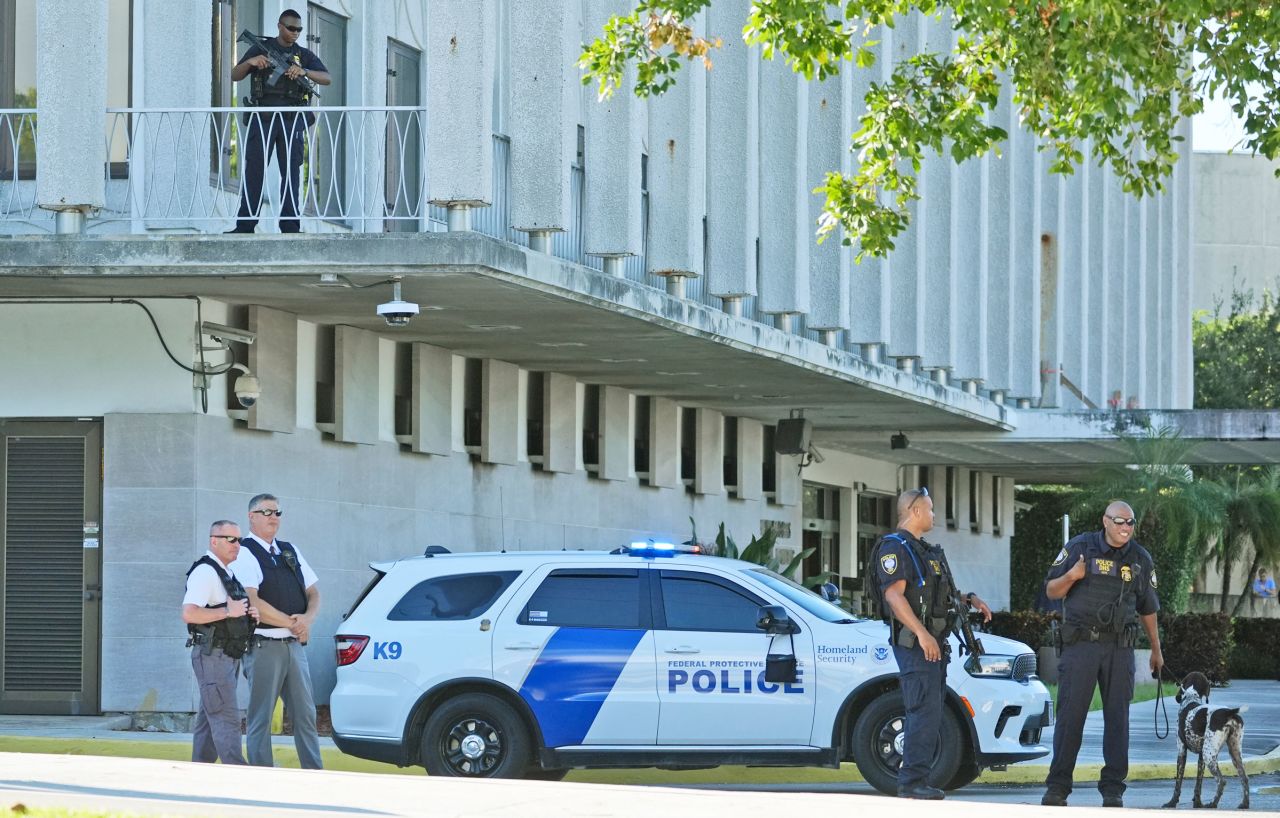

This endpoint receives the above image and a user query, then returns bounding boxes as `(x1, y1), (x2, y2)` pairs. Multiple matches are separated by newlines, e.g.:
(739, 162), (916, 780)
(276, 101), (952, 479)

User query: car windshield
(746, 568), (862, 623)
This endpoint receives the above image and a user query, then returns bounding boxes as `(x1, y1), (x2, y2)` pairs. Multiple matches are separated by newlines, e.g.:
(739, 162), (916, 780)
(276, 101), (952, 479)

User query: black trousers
(1046, 640), (1136, 797)
(235, 111), (306, 233)
(893, 643), (948, 791)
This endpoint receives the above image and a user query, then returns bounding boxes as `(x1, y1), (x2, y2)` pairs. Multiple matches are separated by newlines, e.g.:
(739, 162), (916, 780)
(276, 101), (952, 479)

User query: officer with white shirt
(230, 493), (324, 769)
(182, 520), (259, 765)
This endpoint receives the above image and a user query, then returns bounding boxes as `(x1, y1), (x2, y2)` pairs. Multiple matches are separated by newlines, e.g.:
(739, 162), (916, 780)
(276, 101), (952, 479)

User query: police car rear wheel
(422, 693), (531, 778)
(851, 690), (963, 796)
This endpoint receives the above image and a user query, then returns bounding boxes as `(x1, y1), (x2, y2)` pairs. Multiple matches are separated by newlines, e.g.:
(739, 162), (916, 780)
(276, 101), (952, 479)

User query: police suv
(330, 544), (1052, 794)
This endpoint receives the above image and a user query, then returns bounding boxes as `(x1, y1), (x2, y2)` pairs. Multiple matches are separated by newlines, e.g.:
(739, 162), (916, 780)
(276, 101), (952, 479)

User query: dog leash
(1152, 664), (1176, 740)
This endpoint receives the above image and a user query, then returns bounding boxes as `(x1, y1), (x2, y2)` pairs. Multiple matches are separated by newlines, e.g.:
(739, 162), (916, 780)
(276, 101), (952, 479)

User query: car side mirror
(756, 604), (798, 635)
(818, 582), (840, 603)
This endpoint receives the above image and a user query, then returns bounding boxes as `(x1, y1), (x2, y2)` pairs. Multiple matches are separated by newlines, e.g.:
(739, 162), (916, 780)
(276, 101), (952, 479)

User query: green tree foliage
(1074, 429), (1218, 613)
(1008, 486), (1085, 611)
(1202, 467), (1280, 614)
(1193, 289), (1280, 410)
(581, 2), (1280, 260)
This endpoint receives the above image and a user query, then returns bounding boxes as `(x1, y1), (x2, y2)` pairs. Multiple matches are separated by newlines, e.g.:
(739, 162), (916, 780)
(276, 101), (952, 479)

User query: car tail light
(335, 635), (369, 667)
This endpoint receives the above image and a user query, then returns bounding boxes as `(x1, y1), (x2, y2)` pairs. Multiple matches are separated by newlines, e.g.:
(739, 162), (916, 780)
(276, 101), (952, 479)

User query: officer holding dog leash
(1041, 500), (1164, 808)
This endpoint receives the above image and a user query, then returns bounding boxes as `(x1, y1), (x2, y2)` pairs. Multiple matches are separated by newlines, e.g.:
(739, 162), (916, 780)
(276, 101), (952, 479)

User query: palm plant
(686, 518), (836, 588)
(1201, 468), (1280, 614)
(1074, 428), (1219, 613)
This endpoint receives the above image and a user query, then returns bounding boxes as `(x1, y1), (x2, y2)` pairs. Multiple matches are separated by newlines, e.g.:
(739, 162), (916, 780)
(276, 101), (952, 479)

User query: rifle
(237, 30), (320, 98)
(935, 546), (985, 659)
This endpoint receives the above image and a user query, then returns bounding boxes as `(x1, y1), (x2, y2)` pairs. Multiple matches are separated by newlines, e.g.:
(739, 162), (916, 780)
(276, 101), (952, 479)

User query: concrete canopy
(1, 232), (1007, 435)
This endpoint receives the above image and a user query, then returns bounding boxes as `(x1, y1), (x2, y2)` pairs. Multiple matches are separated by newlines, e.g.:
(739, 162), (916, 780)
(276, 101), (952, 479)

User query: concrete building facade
(0, 0), (1207, 720)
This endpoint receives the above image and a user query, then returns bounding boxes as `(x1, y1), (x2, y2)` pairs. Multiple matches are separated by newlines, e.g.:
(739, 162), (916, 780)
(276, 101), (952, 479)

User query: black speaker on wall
(774, 418), (812, 455)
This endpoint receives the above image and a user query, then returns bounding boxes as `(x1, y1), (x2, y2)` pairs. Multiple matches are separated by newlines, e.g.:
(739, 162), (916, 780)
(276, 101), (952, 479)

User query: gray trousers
(191, 645), (247, 765)
(243, 638), (323, 769)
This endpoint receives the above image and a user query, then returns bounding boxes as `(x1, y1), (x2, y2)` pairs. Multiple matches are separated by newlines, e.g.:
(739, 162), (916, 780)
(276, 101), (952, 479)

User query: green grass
(1043, 680), (1162, 712)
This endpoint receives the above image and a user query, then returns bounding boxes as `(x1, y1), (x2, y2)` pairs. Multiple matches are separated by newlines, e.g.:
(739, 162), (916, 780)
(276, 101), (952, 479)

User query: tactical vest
(249, 47), (311, 107)
(876, 533), (954, 641)
(1063, 537), (1142, 633)
(242, 538), (307, 616)
(186, 556), (254, 658)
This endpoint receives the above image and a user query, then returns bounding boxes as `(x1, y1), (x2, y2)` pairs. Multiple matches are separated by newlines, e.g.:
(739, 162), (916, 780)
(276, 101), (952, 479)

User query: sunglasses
(251, 508), (284, 518)
(212, 535), (242, 544)
(1108, 516), (1137, 527)
(908, 486), (929, 509)
(282, 24), (303, 33)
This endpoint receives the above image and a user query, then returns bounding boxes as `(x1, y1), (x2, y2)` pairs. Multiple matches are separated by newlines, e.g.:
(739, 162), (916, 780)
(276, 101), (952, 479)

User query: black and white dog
(1163, 671), (1249, 810)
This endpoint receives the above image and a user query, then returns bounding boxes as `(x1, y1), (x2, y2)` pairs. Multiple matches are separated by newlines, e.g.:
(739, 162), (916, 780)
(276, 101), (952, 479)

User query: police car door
(652, 568), (816, 745)
(491, 566), (659, 746)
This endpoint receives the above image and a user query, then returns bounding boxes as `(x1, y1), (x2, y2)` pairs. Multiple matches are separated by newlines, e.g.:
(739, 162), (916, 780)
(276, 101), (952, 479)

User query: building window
(969, 470), (982, 533)
(945, 466), (958, 530)
(634, 396), (651, 483)
(393, 342), (412, 438)
(680, 406), (696, 488)
(463, 358), (482, 450)
(582, 384), (601, 472)
(526, 371), (545, 463)
(385, 37), (422, 233)
(991, 476), (1004, 537)
(762, 424), (777, 497)
(722, 416), (738, 490)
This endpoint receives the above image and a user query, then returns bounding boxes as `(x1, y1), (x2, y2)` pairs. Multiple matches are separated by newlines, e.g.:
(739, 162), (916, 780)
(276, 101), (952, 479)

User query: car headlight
(965, 654), (1016, 678)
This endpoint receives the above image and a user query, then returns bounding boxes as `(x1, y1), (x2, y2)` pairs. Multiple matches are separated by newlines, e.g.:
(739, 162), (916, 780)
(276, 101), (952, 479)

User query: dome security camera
(377, 278), (420, 327)
(229, 364), (260, 408)
(377, 299), (420, 327)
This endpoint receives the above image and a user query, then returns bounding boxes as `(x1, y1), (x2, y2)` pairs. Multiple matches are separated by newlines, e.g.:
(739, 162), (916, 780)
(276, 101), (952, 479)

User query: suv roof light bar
(611, 541), (703, 558)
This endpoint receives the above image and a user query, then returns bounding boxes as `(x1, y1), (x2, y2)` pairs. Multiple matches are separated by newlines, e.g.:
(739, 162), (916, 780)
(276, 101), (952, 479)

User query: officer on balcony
(1040, 500), (1164, 808)
(226, 9), (330, 234)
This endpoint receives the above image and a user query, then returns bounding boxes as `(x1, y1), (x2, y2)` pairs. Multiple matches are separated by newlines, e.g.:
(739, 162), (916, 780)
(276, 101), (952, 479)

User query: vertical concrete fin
(542, 372), (578, 473)
(427, 0), (496, 205)
(481, 359), (519, 464)
(335, 325), (380, 444)
(246, 306), (297, 434)
(694, 408), (724, 495)
(806, 66), (853, 331)
(736, 418), (763, 501)
(758, 60), (809, 314)
(648, 398), (680, 489)
(410, 343), (452, 456)
(598, 385), (632, 481)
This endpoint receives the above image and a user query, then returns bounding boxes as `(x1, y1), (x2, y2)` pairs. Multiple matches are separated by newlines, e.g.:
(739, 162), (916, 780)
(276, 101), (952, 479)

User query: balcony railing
(0, 109), (38, 221)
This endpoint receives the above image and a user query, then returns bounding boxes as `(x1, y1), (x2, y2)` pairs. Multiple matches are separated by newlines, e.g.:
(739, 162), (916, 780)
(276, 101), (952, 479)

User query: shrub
(1229, 618), (1280, 679)
(980, 610), (1057, 653)
(1159, 612), (1233, 685)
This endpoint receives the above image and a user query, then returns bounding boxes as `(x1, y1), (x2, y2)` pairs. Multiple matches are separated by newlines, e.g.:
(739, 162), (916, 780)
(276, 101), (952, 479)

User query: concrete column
(1158, 182), (1175, 407)
(648, 397), (680, 489)
(427, 0), (495, 208)
(410, 343), (452, 456)
(849, 28), (891, 349)
(1039, 174), (1063, 408)
(983, 80), (1013, 393)
(736, 417), (763, 501)
(774, 450), (800, 507)
(335, 326), (379, 444)
(1143, 189), (1160, 408)
(952, 107), (985, 384)
(920, 13), (955, 375)
(705, 0), (758, 300)
(1085, 154), (1108, 405)
(1125, 186), (1144, 405)
(582, 0), (644, 258)
(758, 58), (809, 317)
(1008, 116), (1039, 400)
(509, 0), (575, 234)
(481, 359), (519, 465)
(1105, 169), (1126, 407)
(694, 408), (724, 496)
(647, 20), (707, 280)
(246, 306), (297, 434)
(1173, 117), (1193, 408)
(36, 0), (108, 220)
(598, 385), (631, 481)
(1060, 159), (1085, 405)
(887, 14), (924, 361)
(542, 372), (577, 473)
(806, 69), (853, 332)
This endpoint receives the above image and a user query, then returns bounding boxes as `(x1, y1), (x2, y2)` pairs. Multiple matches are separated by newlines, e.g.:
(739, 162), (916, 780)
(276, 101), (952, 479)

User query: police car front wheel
(851, 690), (963, 796)
(421, 693), (532, 778)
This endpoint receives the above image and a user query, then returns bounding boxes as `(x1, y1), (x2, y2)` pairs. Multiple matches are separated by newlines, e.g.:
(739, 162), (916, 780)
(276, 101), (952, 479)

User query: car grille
(1012, 653), (1037, 681)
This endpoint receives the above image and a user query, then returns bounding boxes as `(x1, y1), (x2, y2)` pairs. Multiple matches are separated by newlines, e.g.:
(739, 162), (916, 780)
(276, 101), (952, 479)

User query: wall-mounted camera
(200, 321), (256, 346)
(230, 363), (260, 408)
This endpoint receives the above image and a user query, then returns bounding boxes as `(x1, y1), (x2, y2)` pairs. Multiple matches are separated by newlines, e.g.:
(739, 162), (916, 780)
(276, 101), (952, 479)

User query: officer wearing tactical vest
(226, 9), (330, 234)
(230, 493), (324, 769)
(182, 520), (259, 765)
(874, 487), (992, 800)
(1041, 500), (1164, 808)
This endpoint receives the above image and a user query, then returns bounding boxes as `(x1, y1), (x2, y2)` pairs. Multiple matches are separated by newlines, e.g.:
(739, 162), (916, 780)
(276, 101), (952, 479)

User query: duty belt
(1063, 625), (1120, 645)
